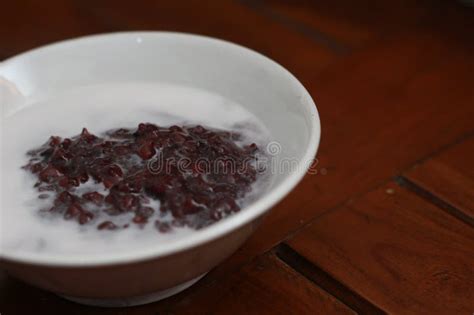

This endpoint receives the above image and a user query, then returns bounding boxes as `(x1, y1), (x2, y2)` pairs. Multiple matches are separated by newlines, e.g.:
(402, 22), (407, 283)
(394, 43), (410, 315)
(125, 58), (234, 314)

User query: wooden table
(1, 1), (473, 314)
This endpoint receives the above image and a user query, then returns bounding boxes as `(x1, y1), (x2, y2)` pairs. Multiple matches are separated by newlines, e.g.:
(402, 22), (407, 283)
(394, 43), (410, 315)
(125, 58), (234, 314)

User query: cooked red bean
(23, 123), (261, 231)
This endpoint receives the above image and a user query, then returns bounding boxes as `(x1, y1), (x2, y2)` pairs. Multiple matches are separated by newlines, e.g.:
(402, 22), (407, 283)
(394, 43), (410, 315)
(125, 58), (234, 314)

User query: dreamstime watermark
(147, 141), (325, 176)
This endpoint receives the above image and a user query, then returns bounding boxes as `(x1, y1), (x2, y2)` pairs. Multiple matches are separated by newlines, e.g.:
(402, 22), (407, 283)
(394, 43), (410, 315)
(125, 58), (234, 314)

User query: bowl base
(59, 273), (206, 307)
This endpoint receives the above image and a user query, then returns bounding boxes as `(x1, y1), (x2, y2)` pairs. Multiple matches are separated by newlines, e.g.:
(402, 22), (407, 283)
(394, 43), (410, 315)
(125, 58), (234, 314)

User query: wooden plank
(276, 244), (385, 314)
(286, 182), (474, 314)
(1, 0), (337, 76)
(250, 0), (380, 47)
(404, 136), (474, 223)
(256, 0), (474, 49)
(231, 22), (474, 273)
(156, 253), (355, 315)
(53, 0), (337, 77)
(0, 254), (355, 315)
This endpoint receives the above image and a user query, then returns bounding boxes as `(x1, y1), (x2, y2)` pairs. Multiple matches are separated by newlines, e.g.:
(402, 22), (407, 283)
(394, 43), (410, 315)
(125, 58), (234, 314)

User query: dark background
(1, 1), (473, 314)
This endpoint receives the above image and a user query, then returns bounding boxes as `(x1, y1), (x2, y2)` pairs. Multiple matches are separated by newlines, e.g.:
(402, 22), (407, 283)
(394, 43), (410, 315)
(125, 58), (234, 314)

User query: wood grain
(404, 136), (474, 223)
(165, 253), (356, 315)
(239, 22), (474, 271)
(0, 254), (355, 315)
(0, 0), (338, 79)
(276, 244), (384, 314)
(286, 182), (474, 314)
(257, 0), (474, 50)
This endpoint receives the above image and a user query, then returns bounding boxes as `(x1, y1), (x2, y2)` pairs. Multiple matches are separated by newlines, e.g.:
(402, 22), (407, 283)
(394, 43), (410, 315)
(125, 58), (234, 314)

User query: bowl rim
(0, 31), (320, 267)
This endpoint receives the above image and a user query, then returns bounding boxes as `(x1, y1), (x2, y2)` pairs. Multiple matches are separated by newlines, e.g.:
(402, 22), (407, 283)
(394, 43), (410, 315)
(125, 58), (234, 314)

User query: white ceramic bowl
(0, 32), (320, 307)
